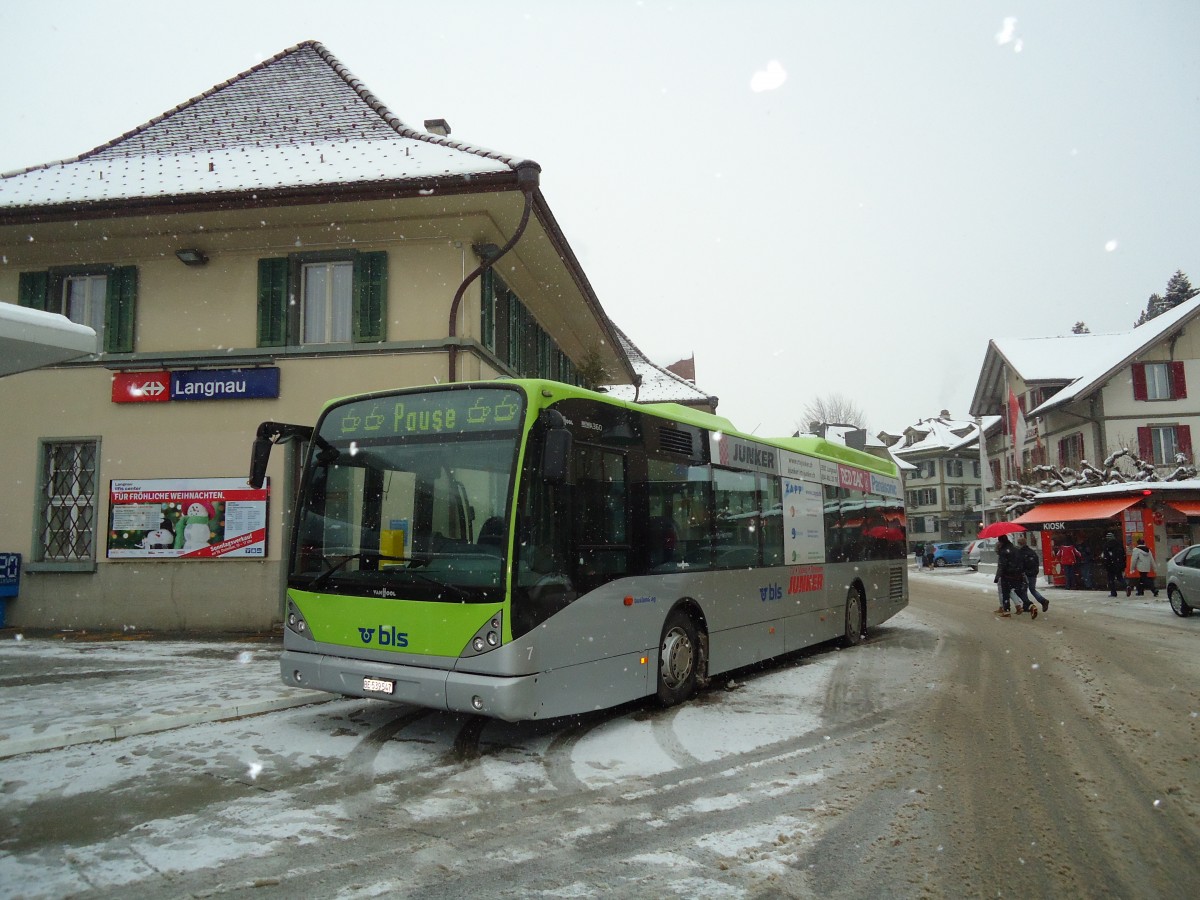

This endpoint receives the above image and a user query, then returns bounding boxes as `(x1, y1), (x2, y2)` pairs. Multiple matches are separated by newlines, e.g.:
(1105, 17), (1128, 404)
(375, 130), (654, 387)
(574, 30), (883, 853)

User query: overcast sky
(3, 1), (1199, 439)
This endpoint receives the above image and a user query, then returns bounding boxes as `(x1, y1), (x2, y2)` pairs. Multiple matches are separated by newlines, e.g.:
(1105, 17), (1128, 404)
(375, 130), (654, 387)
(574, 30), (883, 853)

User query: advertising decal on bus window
(783, 478), (825, 564)
(107, 477), (269, 559)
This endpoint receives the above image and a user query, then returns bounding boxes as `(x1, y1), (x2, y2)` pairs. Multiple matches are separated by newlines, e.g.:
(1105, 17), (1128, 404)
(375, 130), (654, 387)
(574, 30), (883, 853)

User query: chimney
(424, 118), (451, 136)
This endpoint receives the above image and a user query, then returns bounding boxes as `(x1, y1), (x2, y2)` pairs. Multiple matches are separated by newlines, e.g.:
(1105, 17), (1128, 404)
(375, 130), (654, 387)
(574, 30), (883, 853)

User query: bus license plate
(363, 677), (395, 695)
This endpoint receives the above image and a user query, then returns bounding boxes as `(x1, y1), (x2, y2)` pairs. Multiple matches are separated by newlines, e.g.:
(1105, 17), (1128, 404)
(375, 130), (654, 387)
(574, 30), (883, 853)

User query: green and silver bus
(250, 379), (908, 721)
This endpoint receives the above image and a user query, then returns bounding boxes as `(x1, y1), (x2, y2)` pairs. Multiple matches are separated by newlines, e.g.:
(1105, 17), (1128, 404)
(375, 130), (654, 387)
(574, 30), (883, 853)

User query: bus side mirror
(249, 421), (314, 489)
(542, 427), (573, 484)
(249, 436), (273, 489)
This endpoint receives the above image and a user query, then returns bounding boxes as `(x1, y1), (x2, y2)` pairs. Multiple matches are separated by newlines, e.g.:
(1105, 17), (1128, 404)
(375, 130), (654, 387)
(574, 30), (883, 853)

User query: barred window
(38, 440), (98, 563)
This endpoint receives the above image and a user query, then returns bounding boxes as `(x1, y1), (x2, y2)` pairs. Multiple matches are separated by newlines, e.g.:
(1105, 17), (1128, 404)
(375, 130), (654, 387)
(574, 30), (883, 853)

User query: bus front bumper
(280, 649), (542, 721)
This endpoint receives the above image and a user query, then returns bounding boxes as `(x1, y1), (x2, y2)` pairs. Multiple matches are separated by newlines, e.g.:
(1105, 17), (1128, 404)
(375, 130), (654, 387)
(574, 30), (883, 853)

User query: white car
(1166, 545), (1200, 617)
(965, 538), (998, 571)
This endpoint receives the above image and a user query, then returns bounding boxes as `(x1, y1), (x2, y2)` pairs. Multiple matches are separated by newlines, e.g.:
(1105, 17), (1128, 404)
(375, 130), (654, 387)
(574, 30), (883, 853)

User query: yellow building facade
(0, 42), (631, 632)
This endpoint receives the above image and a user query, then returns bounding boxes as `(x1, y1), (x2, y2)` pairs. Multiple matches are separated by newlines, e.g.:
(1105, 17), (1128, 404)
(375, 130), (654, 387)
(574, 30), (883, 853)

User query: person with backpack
(1100, 532), (1127, 598)
(1057, 540), (1081, 590)
(1016, 536), (1050, 614)
(995, 533), (1035, 617)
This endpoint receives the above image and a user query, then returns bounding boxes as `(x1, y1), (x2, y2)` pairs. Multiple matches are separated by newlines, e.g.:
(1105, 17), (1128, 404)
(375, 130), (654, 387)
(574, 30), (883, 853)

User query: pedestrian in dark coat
(1101, 532), (1127, 597)
(995, 533), (1034, 617)
(1017, 536), (1050, 613)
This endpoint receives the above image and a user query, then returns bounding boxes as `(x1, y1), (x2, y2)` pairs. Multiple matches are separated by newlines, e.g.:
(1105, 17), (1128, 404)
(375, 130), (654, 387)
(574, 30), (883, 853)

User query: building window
(974, 488), (983, 505)
(1058, 433), (1085, 469)
(301, 260), (353, 343)
(1132, 361), (1187, 401)
(18, 266), (137, 354)
(946, 459), (964, 477)
(909, 488), (938, 507)
(37, 439), (99, 565)
(1139, 424), (1193, 466)
(257, 251), (387, 347)
(948, 487), (966, 506)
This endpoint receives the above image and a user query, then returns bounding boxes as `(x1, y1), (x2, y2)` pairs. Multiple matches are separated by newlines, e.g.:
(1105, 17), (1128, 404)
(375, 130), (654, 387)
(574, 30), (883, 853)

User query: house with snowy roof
(970, 294), (1200, 487)
(603, 324), (717, 413)
(0, 40), (636, 632)
(968, 296), (1200, 576)
(879, 413), (999, 547)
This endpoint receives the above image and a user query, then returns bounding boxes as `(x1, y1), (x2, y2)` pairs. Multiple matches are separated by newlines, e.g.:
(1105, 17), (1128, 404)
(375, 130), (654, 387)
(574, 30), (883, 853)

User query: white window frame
(1144, 363), (1172, 400)
(300, 260), (353, 344)
(63, 273), (107, 343)
(1149, 425), (1179, 465)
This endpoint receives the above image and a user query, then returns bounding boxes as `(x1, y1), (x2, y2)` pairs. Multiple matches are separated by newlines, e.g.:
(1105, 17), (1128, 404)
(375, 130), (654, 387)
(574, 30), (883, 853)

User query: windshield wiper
(310, 551), (416, 590)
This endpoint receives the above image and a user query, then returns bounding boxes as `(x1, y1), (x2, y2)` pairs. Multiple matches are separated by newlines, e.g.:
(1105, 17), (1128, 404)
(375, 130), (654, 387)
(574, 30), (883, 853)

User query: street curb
(0, 690), (333, 760)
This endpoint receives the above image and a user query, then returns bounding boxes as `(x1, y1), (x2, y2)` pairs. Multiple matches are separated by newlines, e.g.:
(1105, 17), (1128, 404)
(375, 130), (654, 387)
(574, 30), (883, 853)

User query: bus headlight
(461, 609), (504, 657)
(286, 601), (315, 641)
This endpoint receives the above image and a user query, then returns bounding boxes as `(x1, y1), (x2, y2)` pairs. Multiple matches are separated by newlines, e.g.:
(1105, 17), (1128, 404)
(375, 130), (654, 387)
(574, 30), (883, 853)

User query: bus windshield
(291, 387), (526, 601)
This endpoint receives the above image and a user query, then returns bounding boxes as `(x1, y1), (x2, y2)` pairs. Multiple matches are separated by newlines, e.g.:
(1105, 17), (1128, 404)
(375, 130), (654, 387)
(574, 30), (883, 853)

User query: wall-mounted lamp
(175, 248), (209, 267)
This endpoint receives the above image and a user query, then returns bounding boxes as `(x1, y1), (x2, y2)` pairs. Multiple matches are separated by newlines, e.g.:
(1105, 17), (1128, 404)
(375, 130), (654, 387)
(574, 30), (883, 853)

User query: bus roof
(319, 379), (898, 479)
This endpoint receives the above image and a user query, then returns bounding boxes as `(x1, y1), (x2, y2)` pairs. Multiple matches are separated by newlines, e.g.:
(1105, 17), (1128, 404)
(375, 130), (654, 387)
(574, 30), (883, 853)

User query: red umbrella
(977, 521), (1026, 539)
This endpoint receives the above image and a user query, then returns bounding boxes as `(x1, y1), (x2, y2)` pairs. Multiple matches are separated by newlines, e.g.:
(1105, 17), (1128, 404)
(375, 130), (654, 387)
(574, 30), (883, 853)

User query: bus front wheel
(843, 587), (866, 647)
(657, 610), (699, 706)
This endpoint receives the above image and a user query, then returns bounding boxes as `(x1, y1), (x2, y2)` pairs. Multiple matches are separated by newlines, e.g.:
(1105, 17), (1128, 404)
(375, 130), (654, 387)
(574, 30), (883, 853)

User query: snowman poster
(107, 477), (269, 559)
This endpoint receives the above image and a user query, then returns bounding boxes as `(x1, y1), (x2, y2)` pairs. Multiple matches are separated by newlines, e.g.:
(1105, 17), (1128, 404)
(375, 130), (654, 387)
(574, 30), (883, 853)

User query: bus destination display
(330, 389), (526, 440)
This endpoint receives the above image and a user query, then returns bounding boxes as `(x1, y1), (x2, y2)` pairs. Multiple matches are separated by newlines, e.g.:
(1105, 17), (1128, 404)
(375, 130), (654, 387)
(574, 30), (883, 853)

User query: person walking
(1129, 540), (1159, 597)
(1101, 532), (1127, 597)
(1057, 540), (1081, 590)
(1017, 536), (1050, 613)
(995, 533), (1035, 618)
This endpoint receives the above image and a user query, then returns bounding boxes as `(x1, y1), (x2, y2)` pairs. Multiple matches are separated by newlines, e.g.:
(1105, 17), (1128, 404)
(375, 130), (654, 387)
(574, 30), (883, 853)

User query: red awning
(1166, 499), (1200, 518)
(1013, 496), (1141, 525)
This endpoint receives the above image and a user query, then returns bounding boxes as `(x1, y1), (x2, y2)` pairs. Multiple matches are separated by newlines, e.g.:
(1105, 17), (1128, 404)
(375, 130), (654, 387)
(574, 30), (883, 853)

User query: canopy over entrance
(1013, 495), (1141, 526)
(0, 304), (96, 377)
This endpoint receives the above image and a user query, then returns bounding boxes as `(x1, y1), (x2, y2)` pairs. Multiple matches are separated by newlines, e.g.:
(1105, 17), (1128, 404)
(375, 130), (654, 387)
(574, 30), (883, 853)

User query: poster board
(107, 477), (269, 559)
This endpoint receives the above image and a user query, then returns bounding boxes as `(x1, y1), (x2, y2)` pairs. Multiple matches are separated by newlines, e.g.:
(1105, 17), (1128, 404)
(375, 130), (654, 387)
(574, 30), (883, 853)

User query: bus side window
(572, 445), (630, 590)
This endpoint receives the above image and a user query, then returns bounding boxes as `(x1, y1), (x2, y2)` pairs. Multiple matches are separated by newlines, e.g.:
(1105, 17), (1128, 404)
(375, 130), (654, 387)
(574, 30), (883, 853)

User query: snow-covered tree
(1134, 270), (1197, 326)
(1072, 321), (1090, 334)
(998, 447), (1198, 515)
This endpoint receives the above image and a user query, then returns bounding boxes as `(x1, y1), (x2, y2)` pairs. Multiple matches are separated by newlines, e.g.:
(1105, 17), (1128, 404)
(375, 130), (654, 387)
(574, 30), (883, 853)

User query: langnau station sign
(112, 367), (279, 403)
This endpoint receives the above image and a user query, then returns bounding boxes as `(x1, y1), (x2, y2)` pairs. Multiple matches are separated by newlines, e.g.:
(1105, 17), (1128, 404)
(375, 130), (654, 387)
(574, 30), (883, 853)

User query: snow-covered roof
(0, 302), (97, 376)
(0, 41), (519, 210)
(1029, 478), (1200, 500)
(604, 324), (716, 408)
(974, 294), (1200, 417)
(887, 414), (1000, 457)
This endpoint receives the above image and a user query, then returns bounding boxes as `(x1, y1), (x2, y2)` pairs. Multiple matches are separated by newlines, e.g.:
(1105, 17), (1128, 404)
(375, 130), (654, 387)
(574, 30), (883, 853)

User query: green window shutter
(257, 257), (289, 347)
(352, 251), (387, 343)
(480, 268), (495, 352)
(104, 266), (138, 353)
(18, 271), (50, 311)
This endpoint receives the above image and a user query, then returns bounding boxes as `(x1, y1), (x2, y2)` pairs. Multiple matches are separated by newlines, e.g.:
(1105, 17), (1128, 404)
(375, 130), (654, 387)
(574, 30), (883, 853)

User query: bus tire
(842, 586), (866, 647)
(657, 609), (699, 707)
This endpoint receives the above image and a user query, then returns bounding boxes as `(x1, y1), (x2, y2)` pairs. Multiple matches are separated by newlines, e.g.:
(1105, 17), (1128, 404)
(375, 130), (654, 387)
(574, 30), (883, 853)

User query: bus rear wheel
(842, 586), (866, 647)
(657, 609), (699, 706)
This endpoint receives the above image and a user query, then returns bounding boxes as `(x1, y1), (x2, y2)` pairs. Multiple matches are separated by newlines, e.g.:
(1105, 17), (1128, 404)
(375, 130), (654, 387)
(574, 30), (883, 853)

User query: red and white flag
(1008, 388), (1028, 450)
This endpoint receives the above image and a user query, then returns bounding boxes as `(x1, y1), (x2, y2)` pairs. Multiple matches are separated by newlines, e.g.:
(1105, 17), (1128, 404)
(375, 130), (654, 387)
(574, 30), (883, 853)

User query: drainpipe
(448, 160), (540, 382)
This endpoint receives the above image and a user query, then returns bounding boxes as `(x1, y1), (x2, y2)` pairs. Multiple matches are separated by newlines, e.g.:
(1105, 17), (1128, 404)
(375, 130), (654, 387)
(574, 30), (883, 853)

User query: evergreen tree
(1134, 271), (1198, 326)
(1072, 321), (1090, 334)
(1163, 270), (1198, 309)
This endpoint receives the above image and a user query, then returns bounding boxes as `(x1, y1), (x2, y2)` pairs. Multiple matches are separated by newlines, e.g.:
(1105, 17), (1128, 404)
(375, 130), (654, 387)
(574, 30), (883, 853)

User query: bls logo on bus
(357, 625), (409, 647)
